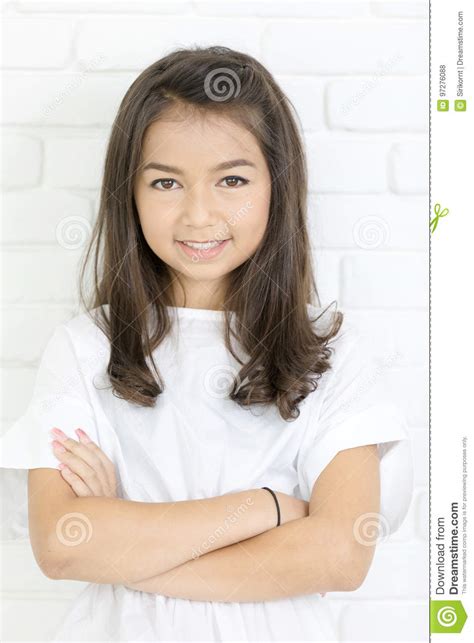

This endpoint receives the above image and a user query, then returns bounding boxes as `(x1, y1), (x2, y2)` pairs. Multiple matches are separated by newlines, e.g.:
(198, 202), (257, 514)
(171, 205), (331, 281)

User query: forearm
(125, 514), (354, 602)
(53, 488), (276, 585)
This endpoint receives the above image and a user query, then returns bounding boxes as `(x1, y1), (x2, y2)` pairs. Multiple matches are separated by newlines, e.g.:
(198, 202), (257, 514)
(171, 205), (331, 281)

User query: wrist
(255, 487), (281, 530)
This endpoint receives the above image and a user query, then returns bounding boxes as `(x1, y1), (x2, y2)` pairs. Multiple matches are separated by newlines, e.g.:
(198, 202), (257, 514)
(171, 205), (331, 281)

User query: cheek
(232, 188), (270, 243)
(137, 198), (174, 245)
(140, 217), (167, 248)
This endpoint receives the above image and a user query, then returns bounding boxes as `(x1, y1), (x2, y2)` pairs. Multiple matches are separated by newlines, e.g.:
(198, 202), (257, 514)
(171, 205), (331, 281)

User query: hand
(274, 491), (309, 523)
(50, 427), (118, 498)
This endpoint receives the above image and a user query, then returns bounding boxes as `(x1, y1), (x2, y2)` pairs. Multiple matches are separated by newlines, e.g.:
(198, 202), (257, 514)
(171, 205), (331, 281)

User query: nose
(181, 182), (219, 229)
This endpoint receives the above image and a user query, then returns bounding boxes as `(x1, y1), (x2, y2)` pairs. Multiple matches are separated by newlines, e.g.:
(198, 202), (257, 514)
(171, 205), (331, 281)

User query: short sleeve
(1, 323), (100, 470)
(0, 323), (101, 539)
(296, 320), (414, 537)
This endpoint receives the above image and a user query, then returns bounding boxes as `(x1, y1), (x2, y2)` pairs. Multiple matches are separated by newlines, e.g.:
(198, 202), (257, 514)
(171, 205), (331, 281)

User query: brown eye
(151, 179), (178, 190)
(221, 176), (249, 188)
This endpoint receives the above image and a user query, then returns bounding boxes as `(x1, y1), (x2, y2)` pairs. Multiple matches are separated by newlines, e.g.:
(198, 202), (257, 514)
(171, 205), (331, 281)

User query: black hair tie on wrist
(261, 486), (281, 527)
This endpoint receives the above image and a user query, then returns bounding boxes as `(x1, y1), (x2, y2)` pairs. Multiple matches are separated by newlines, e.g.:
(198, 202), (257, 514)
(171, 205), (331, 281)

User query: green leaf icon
(430, 600), (468, 633)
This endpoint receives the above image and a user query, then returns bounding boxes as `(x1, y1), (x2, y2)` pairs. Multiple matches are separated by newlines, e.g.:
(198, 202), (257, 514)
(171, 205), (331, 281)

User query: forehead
(141, 104), (262, 162)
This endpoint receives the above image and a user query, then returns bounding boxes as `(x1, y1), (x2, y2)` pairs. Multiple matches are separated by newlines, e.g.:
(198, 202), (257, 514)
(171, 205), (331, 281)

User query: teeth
(181, 240), (223, 250)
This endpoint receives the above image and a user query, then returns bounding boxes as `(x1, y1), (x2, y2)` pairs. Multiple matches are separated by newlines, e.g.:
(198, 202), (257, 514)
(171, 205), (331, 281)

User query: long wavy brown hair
(78, 45), (343, 421)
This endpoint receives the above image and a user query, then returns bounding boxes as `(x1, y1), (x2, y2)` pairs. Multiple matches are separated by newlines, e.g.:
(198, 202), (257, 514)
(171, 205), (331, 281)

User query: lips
(176, 238), (231, 259)
(179, 239), (231, 243)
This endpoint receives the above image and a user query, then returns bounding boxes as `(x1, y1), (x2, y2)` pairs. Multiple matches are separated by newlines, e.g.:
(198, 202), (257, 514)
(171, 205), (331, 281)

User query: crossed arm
(124, 444), (381, 601)
(125, 512), (353, 602)
(29, 433), (380, 602)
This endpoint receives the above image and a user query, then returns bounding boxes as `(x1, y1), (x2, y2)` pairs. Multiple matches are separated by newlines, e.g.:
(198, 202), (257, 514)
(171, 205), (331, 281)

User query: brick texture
(1, 1), (428, 640)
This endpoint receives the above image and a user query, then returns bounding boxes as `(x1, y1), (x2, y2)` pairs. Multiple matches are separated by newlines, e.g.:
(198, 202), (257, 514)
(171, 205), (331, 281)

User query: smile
(176, 238), (231, 259)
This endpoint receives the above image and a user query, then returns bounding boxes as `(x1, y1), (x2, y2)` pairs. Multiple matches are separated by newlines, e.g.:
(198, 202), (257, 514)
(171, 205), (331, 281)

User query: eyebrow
(141, 158), (257, 174)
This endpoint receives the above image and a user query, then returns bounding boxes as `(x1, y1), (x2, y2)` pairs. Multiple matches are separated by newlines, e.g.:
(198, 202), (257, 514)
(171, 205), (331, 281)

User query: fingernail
(51, 440), (66, 453)
(50, 428), (67, 442)
(75, 428), (91, 443)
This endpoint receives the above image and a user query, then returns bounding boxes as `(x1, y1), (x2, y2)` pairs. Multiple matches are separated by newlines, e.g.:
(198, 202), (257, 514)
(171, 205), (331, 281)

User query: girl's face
(133, 104), (272, 309)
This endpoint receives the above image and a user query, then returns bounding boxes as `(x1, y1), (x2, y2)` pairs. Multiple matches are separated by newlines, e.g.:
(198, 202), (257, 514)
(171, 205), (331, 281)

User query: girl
(1, 46), (414, 641)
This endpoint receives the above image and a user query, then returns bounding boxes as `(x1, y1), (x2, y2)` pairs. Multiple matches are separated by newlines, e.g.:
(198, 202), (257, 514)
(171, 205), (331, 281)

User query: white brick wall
(1, 1), (428, 640)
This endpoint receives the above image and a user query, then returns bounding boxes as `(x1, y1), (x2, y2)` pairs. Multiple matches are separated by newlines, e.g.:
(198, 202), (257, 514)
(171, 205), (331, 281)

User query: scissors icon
(430, 203), (449, 233)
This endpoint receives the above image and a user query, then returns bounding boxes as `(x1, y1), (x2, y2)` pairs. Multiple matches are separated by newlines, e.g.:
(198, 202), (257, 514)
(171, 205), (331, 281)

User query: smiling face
(133, 103), (272, 310)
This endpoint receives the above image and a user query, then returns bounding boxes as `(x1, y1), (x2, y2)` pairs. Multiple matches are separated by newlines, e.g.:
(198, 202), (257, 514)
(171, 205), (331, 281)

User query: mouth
(176, 238), (231, 259)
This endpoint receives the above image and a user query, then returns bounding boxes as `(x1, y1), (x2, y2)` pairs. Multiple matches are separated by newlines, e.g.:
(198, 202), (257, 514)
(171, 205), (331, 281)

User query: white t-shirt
(0, 304), (414, 642)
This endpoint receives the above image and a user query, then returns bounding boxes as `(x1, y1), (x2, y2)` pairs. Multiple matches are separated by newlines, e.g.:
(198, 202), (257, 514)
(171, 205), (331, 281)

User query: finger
(51, 440), (104, 496)
(59, 464), (93, 497)
(75, 429), (118, 496)
(51, 429), (107, 477)
(75, 429), (116, 472)
(50, 428), (109, 491)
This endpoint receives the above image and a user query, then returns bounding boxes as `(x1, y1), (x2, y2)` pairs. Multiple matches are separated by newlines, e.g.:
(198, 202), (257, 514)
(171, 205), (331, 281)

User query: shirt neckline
(165, 305), (228, 322)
